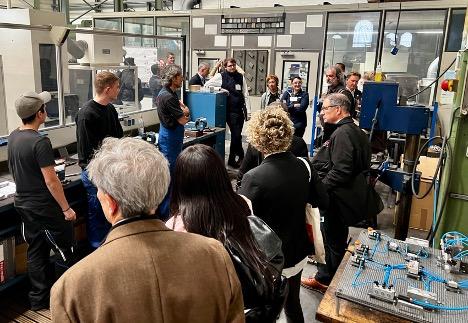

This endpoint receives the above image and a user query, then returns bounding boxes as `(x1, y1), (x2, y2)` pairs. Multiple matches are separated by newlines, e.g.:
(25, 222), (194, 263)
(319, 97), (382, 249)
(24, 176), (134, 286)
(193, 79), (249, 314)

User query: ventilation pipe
(175, 0), (201, 10)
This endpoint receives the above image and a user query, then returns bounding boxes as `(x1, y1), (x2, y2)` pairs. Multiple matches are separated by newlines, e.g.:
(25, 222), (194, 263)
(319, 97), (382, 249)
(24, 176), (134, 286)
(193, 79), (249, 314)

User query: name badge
(235, 84), (242, 91)
(290, 97), (298, 102)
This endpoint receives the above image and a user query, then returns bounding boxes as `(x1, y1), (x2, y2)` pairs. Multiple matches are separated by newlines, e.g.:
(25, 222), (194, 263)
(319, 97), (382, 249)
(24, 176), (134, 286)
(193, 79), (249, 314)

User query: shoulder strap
(297, 157), (311, 183)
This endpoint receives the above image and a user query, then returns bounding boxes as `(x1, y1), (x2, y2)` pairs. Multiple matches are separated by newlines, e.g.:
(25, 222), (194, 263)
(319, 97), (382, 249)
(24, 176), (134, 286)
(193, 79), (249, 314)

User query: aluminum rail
(0, 22), (183, 41)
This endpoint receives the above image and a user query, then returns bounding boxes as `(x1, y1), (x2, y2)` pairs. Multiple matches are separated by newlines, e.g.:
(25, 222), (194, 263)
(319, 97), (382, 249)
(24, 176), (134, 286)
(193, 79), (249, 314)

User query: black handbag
(225, 215), (288, 323)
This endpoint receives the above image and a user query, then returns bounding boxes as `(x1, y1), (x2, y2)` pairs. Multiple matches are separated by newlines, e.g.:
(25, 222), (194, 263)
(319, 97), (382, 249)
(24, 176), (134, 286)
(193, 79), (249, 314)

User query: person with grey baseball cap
(15, 91), (51, 119)
(8, 91), (76, 311)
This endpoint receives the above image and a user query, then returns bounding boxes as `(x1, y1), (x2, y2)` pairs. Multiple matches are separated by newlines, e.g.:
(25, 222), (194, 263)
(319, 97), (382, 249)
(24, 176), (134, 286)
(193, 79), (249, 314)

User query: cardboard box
(14, 242), (27, 275)
(409, 156), (438, 231)
(409, 180), (434, 231)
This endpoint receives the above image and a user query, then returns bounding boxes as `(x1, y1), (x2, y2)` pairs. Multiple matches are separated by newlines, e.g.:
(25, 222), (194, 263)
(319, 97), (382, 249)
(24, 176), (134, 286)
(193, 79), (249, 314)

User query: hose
(410, 136), (447, 199)
(426, 139), (453, 243)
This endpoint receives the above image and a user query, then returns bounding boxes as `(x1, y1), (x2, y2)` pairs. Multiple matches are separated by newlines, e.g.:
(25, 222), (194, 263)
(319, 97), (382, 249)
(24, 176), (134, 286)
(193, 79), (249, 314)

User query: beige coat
(51, 219), (245, 323)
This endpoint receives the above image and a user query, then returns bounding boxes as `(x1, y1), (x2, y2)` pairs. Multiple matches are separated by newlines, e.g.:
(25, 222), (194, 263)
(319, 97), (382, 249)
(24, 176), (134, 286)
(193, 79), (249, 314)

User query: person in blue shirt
(280, 76), (309, 138)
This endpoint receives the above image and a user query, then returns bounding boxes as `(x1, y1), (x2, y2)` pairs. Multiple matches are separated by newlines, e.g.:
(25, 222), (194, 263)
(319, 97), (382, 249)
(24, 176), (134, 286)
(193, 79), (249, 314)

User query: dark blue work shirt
(281, 89), (309, 129)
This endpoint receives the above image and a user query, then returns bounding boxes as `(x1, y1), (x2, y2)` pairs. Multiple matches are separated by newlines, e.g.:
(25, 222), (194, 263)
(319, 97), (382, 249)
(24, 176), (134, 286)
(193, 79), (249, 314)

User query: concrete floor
(225, 139), (428, 322)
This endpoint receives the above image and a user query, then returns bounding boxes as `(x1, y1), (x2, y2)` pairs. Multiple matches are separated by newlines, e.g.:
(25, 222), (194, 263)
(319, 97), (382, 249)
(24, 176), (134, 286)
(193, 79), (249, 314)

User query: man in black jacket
(301, 93), (371, 293)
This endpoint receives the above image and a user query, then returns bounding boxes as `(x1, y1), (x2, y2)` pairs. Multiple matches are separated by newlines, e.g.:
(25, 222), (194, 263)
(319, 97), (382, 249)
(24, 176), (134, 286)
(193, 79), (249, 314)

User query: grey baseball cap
(15, 91), (51, 119)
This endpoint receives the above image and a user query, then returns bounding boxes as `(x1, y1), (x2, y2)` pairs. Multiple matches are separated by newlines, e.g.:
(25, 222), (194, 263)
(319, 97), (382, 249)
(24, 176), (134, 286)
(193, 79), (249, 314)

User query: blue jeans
(157, 123), (184, 220)
(81, 170), (111, 249)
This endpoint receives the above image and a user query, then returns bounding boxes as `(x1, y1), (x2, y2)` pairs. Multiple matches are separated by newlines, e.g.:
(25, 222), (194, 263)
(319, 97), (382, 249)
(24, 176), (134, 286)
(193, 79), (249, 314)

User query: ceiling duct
(175, 0), (201, 10)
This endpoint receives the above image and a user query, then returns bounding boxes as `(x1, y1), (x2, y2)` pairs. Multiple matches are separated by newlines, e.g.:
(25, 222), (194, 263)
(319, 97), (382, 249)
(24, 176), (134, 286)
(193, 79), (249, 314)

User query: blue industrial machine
(185, 92), (227, 127)
(360, 82), (430, 135)
(184, 92), (227, 157)
(360, 81), (432, 240)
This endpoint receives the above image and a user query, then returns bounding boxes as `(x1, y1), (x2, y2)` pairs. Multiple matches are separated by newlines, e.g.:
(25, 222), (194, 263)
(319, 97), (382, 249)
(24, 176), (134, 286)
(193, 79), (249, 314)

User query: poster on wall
(281, 60), (310, 93)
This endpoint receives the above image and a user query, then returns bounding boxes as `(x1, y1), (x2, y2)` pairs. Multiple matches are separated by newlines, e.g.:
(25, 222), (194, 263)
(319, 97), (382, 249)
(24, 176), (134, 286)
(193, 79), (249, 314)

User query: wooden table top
(315, 252), (412, 323)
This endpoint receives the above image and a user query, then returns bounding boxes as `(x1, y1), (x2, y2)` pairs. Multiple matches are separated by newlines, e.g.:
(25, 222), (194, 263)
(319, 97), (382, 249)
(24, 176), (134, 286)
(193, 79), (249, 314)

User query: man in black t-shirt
(76, 71), (123, 249)
(8, 91), (76, 311)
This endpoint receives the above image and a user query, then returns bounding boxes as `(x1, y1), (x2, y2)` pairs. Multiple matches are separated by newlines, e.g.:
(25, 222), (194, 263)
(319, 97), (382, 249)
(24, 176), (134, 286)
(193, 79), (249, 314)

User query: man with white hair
(8, 91), (76, 310)
(50, 137), (244, 323)
(189, 62), (210, 86)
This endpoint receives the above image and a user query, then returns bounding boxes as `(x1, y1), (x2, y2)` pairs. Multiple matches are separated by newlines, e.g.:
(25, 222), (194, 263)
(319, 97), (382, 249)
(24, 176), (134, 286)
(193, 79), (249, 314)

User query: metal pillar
(114, 0), (123, 12)
(394, 134), (420, 240)
(59, 0), (70, 25)
(55, 45), (66, 126)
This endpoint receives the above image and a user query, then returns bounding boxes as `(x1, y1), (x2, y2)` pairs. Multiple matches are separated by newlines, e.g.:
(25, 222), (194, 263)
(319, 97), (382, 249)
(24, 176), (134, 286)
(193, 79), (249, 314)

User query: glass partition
(0, 56), (7, 136)
(156, 17), (190, 72)
(446, 8), (466, 52)
(124, 17), (155, 47)
(323, 11), (381, 94)
(94, 18), (122, 31)
(381, 10), (446, 104)
(66, 30), (184, 116)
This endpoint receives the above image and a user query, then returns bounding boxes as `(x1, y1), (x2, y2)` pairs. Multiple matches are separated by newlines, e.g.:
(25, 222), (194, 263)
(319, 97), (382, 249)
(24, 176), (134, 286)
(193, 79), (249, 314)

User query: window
(123, 17), (155, 47)
(381, 10), (446, 104)
(446, 8), (466, 52)
(400, 32), (413, 48)
(353, 20), (374, 48)
(323, 12), (381, 93)
(94, 18), (122, 31)
(156, 17), (190, 73)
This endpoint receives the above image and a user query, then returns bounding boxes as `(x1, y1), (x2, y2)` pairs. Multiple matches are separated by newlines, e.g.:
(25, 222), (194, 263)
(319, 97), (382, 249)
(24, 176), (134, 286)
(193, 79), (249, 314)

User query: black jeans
(315, 207), (349, 285)
(284, 270), (304, 323)
(16, 205), (75, 308)
(227, 112), (245, 162)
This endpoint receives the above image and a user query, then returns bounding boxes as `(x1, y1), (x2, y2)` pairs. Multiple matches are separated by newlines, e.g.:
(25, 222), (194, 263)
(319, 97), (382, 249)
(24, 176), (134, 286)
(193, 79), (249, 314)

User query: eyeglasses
(226, 64), (236, 68)
(322, 105), (339, 111)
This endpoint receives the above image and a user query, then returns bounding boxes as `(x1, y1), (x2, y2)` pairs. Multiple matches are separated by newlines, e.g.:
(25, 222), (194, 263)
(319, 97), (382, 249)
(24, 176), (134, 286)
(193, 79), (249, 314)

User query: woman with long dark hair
(168, 144), (283, 322)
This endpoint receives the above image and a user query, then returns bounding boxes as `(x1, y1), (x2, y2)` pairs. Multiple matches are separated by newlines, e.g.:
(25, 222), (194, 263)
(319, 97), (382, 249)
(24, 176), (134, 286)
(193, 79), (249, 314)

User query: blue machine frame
(360, 82), (430, 135)
(360, 82), (431, 193)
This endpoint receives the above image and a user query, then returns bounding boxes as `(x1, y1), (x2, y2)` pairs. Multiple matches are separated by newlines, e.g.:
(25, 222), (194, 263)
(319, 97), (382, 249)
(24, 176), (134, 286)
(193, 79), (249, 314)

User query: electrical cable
(394, 1), (402, 49)
(426, 140), (454, 243)
(407, 57), (456, 100)
(411, 136), (447, 199)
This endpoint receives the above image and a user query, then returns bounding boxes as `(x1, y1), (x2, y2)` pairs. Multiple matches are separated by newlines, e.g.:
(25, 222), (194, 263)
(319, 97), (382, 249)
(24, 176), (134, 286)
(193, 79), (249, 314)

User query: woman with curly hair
(238, 106), (328, 323)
